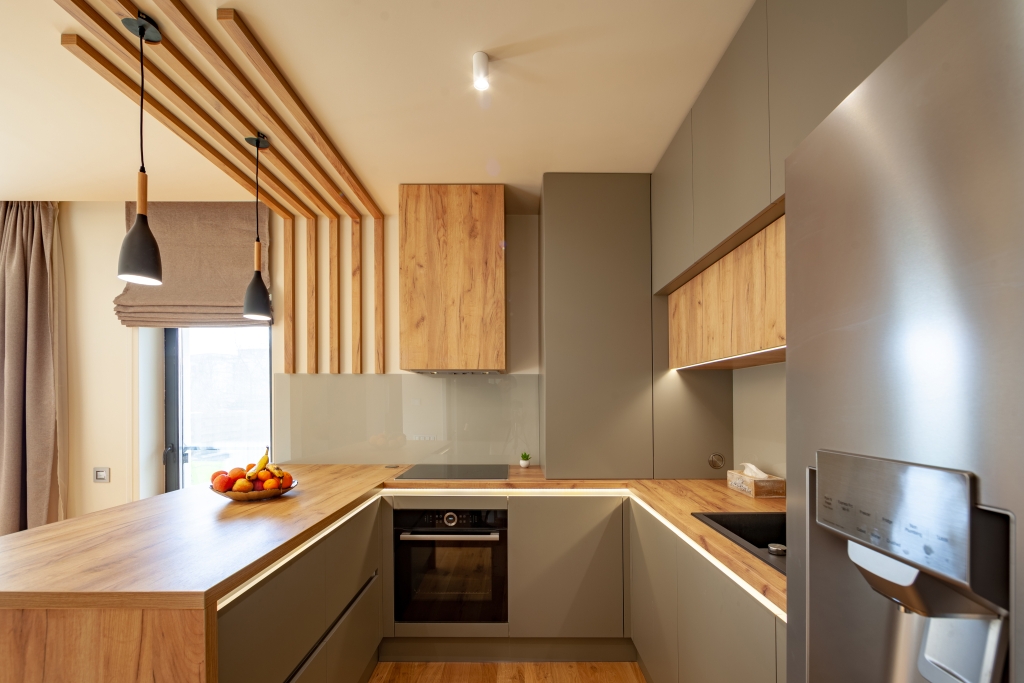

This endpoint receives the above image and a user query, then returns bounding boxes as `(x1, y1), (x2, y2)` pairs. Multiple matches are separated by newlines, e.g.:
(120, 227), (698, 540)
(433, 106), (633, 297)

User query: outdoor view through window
(180, 327), (271, 487)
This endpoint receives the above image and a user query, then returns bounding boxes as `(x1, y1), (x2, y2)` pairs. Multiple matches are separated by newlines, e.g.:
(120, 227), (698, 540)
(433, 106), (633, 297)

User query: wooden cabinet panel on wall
(399, 184), (505, 372)
(669, 217), (785, 370)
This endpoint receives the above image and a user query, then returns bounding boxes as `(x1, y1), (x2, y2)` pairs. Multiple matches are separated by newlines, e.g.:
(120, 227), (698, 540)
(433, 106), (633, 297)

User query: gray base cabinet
(218, 544), (327, 683)
(219, 500), (381, 683)
(508, 496), (624, 638)
(630, 502), (678, 683)
(677, 538), (777, 683)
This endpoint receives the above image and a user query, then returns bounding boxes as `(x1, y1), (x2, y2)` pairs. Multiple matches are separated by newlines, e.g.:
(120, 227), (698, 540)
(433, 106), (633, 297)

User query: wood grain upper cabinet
(669, 216), (785, 370)
(399, 184), (506, 372)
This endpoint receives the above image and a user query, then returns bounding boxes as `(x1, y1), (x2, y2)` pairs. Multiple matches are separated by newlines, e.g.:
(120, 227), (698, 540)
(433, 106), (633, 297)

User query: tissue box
(727, 470), (786, 498)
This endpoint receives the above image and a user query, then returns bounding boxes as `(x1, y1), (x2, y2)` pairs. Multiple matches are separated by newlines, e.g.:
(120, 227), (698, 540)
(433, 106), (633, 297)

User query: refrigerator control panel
(815, 450), (973, 585)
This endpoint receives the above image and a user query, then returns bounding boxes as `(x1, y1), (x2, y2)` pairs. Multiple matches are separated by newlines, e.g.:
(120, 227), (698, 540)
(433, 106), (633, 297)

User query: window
(165, 327), (271, 490)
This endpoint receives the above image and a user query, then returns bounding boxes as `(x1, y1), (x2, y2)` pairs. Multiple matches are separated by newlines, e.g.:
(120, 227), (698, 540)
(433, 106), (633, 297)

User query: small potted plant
(520, 452), (532, 468)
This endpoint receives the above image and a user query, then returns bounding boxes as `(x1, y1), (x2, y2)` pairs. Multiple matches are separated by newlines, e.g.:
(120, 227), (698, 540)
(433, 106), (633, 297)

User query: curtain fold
(0, 201), (59, 535)
(114, 202), (270, 327)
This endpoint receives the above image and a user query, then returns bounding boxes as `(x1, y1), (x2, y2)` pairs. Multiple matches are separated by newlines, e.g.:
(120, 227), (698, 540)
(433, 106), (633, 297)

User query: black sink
(692, 512), (787, 575)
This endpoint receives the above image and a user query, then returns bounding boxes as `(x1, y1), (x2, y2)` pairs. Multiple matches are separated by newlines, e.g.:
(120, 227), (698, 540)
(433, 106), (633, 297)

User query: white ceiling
(1, 0), (754, 215)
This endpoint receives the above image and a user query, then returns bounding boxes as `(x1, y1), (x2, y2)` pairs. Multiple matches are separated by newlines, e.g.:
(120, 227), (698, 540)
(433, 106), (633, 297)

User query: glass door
(165, 327), (271, 490)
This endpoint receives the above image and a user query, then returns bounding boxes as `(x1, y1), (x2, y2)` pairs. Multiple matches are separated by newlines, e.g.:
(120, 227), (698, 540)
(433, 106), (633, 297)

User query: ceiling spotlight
(473, 51), (489, 91)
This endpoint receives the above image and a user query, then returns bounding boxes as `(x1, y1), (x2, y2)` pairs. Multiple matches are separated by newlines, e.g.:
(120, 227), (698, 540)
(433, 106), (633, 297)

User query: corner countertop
(0, 465), (785, 614)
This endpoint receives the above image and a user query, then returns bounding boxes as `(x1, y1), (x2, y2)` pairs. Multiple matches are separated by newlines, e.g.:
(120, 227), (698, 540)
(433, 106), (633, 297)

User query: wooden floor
(368, 662), (647, 683)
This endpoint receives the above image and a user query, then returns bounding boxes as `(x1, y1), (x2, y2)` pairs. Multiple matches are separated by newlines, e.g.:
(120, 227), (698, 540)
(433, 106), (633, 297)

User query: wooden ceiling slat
(217, 9), (383, 221)
(151, 0), (360, 222)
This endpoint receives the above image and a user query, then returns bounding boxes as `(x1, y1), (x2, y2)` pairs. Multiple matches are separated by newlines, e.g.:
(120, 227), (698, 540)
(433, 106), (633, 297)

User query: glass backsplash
(273, 373), (541, 466)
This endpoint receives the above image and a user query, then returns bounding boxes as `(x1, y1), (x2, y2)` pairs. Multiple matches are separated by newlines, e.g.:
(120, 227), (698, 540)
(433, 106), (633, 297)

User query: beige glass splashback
(273, 373), (541, 466)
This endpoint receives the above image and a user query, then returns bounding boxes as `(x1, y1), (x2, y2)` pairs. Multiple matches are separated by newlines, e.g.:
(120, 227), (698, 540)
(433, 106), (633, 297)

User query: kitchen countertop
(0, 465), (786, 613)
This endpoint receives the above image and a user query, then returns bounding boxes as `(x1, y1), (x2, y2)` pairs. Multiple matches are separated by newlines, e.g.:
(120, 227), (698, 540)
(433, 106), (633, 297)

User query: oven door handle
(398, 532), (501, 542)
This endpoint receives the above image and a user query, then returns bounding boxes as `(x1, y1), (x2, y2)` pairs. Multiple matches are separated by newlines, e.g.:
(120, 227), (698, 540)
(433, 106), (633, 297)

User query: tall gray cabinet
(540, 173), (653, 479)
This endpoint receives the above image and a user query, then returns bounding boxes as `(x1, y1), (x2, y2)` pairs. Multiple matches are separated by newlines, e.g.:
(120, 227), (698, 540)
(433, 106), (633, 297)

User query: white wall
(733, 362), (786, 478)
(60, 202), (134, 516)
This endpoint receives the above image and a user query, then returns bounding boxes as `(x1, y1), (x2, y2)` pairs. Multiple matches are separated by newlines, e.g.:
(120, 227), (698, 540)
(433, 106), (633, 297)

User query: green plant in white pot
(520, 452), (532, 469)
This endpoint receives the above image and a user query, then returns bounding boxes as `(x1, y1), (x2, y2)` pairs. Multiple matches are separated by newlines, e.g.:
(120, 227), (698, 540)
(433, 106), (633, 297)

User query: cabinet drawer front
(218, 545), (326, 683)
(325, 575), (382, 683)
(323, 499), (380, 623)
(508, 496), (624, 638)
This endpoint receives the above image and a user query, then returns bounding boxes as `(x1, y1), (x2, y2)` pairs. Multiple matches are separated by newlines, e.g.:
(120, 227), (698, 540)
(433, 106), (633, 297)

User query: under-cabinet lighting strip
(672, 345), (786, 371)
(217, 488), (787, 624)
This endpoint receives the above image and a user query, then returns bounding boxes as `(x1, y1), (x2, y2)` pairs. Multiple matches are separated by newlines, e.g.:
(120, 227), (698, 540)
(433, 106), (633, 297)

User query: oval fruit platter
(209, 449), (297, 502)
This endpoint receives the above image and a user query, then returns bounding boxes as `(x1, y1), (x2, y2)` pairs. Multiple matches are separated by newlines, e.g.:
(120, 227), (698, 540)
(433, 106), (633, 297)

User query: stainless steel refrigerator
(787, 0), (1023, 680)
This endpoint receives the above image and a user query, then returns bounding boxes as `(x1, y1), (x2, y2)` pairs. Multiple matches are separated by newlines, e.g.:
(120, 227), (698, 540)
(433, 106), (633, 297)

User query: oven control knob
(443, 511), (458, 527)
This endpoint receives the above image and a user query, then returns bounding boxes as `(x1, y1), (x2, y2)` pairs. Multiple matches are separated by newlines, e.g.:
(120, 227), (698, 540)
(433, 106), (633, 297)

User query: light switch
(93, 467), (111, 483)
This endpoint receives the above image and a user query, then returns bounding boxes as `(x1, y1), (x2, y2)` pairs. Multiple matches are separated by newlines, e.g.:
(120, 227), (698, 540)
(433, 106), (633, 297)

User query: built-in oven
(393, 509), (508, 624)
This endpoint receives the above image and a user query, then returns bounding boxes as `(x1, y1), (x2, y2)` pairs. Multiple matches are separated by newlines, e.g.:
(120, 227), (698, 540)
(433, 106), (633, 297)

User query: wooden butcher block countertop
(0, 465), (786, 613)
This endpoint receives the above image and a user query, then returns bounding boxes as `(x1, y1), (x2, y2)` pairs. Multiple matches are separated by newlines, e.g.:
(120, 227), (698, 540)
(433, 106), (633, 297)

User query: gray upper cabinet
(766, 0), (909, 200)
(540, 173), (653, 479)
(691, 0), (771, 260)
(677, 537), (777, 683)
(652, 112), (694, 294)
(508, 495), (624, 638)
(630, 501), (679, 683)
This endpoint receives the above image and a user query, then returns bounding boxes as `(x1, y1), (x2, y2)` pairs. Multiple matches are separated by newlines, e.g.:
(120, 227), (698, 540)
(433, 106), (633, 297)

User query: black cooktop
(395, 464), (509, 480)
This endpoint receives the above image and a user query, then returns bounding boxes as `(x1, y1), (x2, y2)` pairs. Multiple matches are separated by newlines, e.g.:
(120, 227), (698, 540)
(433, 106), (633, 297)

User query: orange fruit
(210, 470), (228, 484)
(245, 463), (256, 472)
(281, 473), (293, 489)
(263, 478), (280, 490)
(257, 469), (273, 481)
(232, 478), (254, 493)
(212, 474), (233, 492)
(228, 467), (246, 480)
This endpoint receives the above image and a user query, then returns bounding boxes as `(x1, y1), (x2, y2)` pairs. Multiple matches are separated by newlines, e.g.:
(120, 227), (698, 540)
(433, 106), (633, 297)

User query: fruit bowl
(210, 480), (297, 502)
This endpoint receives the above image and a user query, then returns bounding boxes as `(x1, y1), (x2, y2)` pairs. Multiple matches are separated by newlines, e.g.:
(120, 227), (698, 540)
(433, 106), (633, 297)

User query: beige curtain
(114, 202), (270, 327)
(0, 201), (59, 535)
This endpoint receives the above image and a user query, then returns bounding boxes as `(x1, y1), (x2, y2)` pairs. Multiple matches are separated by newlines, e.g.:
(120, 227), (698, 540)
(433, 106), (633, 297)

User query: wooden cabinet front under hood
(399, 184), (506, 373)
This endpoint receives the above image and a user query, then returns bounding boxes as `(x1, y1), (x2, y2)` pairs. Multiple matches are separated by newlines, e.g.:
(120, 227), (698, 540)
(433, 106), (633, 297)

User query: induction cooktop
(394, 464), (510, 480)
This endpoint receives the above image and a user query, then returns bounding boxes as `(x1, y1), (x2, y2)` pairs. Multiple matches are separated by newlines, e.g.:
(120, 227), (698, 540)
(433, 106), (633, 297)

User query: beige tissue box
(727, 469), (786, 498)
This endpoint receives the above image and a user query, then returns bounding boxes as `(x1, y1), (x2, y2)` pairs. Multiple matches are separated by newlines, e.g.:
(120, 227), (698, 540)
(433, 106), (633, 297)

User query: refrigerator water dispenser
(816, 450), (1010, 683)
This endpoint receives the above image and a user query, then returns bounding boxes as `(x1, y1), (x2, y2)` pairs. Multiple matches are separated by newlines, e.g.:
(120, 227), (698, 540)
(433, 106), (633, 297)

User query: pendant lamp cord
(138, 29), (145, 174)
(255, 143), (260, 243)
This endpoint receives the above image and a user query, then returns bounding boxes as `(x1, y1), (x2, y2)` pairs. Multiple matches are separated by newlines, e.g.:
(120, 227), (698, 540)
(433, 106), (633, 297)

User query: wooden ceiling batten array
(54, 0), (314, 221)
(57, 0), (387, 374)
(150, 0), (358, 221)
(215, 6), (385, 374)
(62, 34), (290, 219)
(96, 0), (342, 221)
(216, 9), (383, 221)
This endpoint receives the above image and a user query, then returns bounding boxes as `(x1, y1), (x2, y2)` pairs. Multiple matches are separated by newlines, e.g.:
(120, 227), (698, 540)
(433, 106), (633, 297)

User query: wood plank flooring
(368, 662), (647, 683)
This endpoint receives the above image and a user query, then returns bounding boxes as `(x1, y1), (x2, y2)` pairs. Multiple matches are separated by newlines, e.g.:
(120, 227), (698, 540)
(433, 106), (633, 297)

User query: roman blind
(114, 201), (270, 327)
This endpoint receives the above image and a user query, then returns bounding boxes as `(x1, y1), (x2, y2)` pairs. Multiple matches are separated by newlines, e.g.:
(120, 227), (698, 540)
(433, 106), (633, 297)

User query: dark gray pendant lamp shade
(118, 12), (163, 286)
(243, 133), (272, 321)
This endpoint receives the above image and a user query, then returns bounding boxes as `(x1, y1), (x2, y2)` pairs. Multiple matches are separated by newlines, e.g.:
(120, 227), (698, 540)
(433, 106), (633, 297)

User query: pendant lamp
(243, 133), (272, 321)
(118, 12), (163, 285)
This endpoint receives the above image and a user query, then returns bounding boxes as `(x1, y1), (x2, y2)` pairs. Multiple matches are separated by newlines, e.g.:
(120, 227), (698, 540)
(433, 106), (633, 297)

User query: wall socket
(93, 467), (111, 483)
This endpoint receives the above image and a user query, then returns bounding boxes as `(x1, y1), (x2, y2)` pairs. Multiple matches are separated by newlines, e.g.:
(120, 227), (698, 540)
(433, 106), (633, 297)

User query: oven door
(394, 529), (508, 623)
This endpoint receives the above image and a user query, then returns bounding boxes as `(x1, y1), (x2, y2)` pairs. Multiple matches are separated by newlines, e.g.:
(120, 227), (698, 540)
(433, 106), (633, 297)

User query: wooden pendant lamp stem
(137, 170), (148, 215)
(254, 241), (261, 271)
